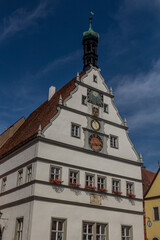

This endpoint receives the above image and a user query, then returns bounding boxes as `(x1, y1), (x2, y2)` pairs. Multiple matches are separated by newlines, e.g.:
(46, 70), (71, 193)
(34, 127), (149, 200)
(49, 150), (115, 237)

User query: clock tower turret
(82, 14), (99, 71)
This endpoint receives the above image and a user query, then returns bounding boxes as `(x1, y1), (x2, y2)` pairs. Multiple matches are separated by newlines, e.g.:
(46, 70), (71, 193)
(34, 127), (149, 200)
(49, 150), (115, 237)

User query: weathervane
(89, 11), (94, 29)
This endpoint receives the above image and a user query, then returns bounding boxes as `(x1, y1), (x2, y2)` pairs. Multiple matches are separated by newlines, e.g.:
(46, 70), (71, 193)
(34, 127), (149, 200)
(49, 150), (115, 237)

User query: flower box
(97, 187), (107, 193)
(50, 178), (64, 185)
(69, 182), (81, 188)
(85, 185), (96, 191)
(112, 190), (122, 195)
(127, 192), (136, 198)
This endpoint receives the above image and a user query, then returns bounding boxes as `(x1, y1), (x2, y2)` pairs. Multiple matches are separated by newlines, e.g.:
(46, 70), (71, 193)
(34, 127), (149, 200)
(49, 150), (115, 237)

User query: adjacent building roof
(0, 72), (85, 159)
(141, 167), (156, 197)
(0, 117), (25, 148)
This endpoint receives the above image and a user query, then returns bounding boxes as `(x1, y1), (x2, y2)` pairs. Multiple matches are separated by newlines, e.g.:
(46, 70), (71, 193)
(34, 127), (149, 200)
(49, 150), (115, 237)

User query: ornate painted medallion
(92, 106), (99, 117)
(89, 134), (103, 152)
(91, 119), (100, 131)
(87, 89), (103, 107)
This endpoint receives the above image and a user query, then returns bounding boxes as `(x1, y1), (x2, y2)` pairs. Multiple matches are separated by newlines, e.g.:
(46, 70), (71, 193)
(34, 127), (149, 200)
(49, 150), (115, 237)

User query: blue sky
(0, 0), (160, 172)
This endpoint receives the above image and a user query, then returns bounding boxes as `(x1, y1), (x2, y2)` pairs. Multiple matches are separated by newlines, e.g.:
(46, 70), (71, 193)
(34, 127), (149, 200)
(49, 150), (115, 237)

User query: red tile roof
(141, 167), (156, 197)
(0, 72), (85, 159)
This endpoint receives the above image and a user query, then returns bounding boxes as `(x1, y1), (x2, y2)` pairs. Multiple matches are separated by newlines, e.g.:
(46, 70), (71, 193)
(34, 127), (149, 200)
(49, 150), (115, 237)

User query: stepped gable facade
(0, 16), (144, 240)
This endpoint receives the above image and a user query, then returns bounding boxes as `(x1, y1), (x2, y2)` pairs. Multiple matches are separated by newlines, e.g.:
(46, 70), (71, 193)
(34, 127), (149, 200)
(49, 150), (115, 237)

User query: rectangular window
(83, 223), (93, 240)
(71, 123), (80, 138)
(153, 207), (160, 221)
(126, 182), (134, 194)
(51, 166), (61, 180)
(96, 224), (106, 240)
(26, 165), (32, 182)
(17, 170), (23, 186)
(93, 75), (97, 83)
(112, 179), (120, 192)
(110, 135), (118, 148)
(83, 222), (107, 240)
(69, 170), (79, 184)
(1, 177), (7, 192)
(104, 104), (108, 113)
(82, 95), (87, 105)
(121, 226), (132, 240)
(51, 219), (65, 240)
(86, 174), (94, 186)
(97, 176), (106, 189)
(15, 218), (23, 240)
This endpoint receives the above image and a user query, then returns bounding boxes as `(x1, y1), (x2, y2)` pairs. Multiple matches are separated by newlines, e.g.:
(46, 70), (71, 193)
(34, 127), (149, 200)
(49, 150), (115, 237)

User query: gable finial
(59, 94), (62, 105)
(139, 153), (143, 162)
(110, 87), (113, 95)
(38, 124), (42, 136)
(77, 72), (80, 81)
(124, 118), (127, 127)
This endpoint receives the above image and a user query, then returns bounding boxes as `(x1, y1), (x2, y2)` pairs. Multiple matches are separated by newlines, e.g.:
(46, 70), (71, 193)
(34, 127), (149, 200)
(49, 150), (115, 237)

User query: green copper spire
(82, 12), (99, 43)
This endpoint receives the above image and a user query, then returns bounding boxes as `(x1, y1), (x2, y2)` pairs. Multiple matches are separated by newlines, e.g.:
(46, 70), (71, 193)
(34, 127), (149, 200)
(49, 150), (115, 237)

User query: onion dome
(82, 16), (99, 43)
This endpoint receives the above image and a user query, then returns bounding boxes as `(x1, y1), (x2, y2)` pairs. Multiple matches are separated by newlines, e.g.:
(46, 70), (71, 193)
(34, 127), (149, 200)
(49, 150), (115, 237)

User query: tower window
(87, 44), (91, 52)
(93, 75), (97, 83)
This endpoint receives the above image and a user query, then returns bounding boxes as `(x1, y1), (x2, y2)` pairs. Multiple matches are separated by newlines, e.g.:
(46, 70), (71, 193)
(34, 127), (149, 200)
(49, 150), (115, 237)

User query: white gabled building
(0, 16), (144, 240)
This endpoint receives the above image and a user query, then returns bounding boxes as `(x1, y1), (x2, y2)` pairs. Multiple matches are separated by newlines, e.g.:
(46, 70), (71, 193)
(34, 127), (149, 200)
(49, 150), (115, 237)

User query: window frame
(82, 95), (87, 105)
(85, 173), (95, 187)
(50, 217), (67, 240)
(121, 225), (132, 240)
(93, 75), (97, 83)
(71, 123), (81, 138)
(97, 175), (106, 189)
(82, 221), (108, 240)
(68, 169), (79, 184)
(104, 104), (109, 113)
(110, 135), (119, 149)
(153, 206), (160, 221)
(126, 182), (134, 195)
(1, 177), (7, 193)
(14, 217), (23, 240)
(50, 166), (62, 181)
(17, 169), (23, 186)
(112, 178), (121, 192)
(26, 165), (32, 183)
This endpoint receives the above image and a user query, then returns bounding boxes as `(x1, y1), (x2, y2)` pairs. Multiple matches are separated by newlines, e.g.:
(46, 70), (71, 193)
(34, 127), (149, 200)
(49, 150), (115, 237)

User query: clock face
(87, 89), (103, 107)
(147, 220), (152, 227)
(91, 119), (100, 131)
(89, 134), (103, 152)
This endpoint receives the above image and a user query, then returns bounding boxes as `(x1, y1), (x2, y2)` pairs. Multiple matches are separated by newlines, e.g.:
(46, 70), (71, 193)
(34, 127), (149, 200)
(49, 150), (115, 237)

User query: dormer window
(93, 75), (97, 83)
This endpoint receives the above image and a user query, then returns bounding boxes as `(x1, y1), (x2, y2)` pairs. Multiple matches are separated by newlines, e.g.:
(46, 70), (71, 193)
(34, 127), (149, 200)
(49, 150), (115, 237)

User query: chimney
(48, 86), (56, 101)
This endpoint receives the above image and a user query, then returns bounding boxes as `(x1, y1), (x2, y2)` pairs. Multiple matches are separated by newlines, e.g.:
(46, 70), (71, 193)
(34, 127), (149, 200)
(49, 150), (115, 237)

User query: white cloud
(0, 1), (51, 42)
(114, 59), (160, 130)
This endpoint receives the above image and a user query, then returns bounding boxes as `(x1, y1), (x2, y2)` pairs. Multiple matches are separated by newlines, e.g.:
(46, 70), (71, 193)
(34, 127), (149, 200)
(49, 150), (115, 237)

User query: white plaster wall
(0, 202), (33, 240)
(0, 162), (36, 193)
(30, 200), (144, 240)
(33, 182), (143, 212)
(0, 184), (35, 206)
(37, 142), (142, 181)
(0, 144), (38, 175)
(35, 161), (143, 199)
